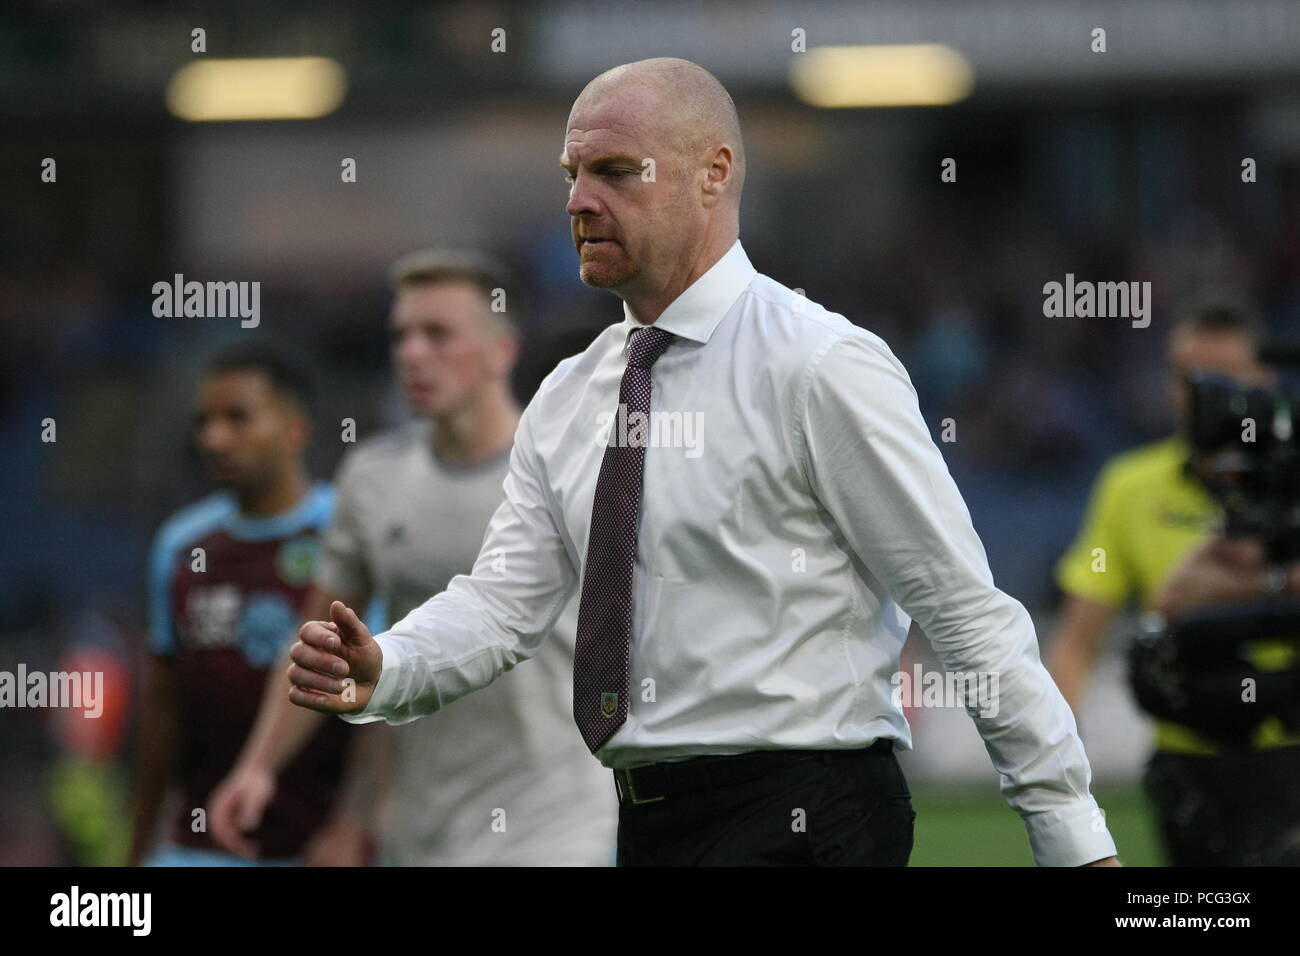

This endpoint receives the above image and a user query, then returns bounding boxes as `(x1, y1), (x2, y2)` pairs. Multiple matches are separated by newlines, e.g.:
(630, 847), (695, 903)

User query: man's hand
(208, 762), (277, 859)
(1083, 856), (1122, 867)
(1155, 536), (1300, 622)
(288, 601), (383, 715)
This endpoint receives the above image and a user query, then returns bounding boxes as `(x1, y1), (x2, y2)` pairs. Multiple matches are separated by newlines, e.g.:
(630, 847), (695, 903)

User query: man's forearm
(235, 653), (328, 773)
(341, 588), (531, 725)
(1045, 596), (1118, 714)
(342, 569), (576, 725)
(1155, 538), (1300, 621)
(237, 586), (357, 772)
(130, 728), (175, 864)
(337, 416), (578, 726)
(129, 660), (178, 865)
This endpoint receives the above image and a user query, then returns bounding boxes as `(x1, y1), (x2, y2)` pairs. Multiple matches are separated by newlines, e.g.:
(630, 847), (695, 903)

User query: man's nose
(397, 336), (435, 367)
(565, 172), (600, 218)
(198, 422), (229, 453)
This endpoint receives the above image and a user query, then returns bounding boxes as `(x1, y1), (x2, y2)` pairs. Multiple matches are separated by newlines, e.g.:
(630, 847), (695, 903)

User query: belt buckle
(616, 761), (666, 805)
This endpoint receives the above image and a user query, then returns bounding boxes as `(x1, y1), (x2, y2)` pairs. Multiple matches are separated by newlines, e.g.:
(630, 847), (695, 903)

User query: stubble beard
(579, 245), (639, 289)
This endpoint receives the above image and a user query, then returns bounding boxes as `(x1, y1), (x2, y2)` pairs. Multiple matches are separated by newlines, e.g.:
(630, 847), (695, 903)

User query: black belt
(613, 739), (894, 806)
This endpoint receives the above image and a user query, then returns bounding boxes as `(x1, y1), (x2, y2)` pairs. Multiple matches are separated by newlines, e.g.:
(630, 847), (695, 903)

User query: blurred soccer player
(209, 250), (617, 866)
(129, 343), (351, 866)
(1048, 299), (1298, 864)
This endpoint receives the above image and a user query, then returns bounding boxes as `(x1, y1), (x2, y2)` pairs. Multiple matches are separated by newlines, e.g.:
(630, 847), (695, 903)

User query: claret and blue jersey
(147, 483), (350, 859)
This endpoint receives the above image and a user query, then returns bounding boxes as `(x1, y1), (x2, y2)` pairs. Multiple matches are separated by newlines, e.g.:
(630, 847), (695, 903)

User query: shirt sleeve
(341, 401), (579, 726)
(1053, 462), (1132, 609)
(798, 330), (1118, 867)
(147, 526), (180, 657)
(315, 454), (374, 602)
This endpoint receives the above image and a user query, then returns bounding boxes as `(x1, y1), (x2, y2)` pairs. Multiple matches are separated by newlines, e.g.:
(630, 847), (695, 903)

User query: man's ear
(492, 330), (521, 378)
(287, 405), (313, 454)
(700, 144), (735, 208)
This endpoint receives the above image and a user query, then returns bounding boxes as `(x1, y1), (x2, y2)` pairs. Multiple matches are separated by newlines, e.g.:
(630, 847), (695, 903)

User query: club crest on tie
(600, 692), (619, 717)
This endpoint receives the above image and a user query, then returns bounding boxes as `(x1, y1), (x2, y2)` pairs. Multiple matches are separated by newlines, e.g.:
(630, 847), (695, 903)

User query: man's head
(562, 58), (745, 295)
(387, 248), (520, 418)
(1167, 296), (1273, 427)
(196, 342), (315, 495)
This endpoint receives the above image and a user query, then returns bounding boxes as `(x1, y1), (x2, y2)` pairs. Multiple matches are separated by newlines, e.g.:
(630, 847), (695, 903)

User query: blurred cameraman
(1048, 298), (1300, 865)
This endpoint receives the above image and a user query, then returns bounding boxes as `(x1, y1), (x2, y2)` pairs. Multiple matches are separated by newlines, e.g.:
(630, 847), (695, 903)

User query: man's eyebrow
(559, 152), (642, 172)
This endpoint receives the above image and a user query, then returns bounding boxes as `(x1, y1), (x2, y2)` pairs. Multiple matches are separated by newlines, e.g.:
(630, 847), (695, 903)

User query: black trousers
(616, 746), (915, 866)
(1143, 744), (1300, 866)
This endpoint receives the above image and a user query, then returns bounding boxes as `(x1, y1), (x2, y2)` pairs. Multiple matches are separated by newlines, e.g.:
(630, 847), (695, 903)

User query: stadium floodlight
(166, 57), (347, 122)
(790, 44), (974, 108)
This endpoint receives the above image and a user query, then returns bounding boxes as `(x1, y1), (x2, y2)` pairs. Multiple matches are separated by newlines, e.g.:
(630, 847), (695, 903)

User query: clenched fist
(288, 601), (383, 714)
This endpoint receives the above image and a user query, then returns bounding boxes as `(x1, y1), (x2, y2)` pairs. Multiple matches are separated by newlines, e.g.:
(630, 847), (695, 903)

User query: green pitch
(908, 783), (1163, 866)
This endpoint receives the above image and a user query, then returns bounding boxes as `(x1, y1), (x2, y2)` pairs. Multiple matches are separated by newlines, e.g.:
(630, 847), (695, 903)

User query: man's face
(561, 87), (701, 291)
(196, 370), (305, 493)
(1168, 328), (1270, 426)
(390, 281), (513, 418)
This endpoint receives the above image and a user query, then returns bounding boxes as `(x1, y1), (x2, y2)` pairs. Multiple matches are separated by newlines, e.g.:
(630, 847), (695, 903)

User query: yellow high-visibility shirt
(1055, 435), (1299, 754)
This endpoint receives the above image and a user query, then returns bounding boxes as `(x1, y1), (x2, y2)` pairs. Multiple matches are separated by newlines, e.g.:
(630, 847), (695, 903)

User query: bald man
(288, 58), (1121, 867)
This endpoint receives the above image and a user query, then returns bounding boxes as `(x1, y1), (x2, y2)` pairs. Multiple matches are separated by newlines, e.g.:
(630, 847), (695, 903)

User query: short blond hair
(388, 248), (520, 334)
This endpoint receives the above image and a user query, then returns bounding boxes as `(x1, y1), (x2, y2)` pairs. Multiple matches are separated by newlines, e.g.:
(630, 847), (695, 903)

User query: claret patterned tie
(573, 325), (675, 752)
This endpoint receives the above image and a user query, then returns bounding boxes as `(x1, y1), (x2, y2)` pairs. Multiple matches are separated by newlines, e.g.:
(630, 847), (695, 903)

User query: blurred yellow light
(166, 57), (347, 121)
(790, 45), (974, 108)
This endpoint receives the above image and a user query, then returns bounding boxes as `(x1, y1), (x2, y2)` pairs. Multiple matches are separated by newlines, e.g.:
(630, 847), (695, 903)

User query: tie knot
(627, 326), (675, 369)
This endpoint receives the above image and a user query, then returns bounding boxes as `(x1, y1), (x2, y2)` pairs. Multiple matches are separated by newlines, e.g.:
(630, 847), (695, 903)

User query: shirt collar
(620, 239), (756, 354)
(224, 482), (332, 542)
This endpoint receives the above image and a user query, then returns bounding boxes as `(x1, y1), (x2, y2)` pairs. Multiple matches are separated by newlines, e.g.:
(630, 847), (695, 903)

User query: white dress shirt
(317, 423), (616, 865)
(343, 239), (1118, 867)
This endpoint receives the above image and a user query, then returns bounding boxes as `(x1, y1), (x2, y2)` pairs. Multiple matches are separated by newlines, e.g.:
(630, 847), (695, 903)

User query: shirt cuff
(1023, 799), (1119, 867)
(339, 634), (402, 725)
